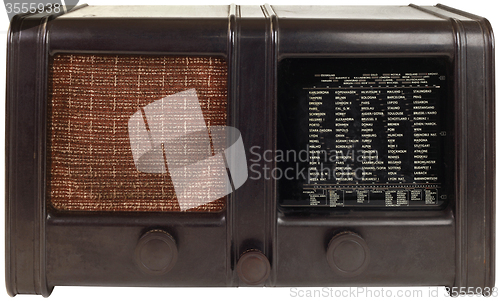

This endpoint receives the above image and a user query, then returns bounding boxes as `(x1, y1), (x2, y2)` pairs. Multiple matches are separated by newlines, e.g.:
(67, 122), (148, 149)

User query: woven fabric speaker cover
(47, 54), (228, 212)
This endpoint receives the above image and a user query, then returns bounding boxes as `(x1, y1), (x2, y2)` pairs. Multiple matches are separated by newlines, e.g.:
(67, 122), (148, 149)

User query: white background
(0, 0), (498, 300)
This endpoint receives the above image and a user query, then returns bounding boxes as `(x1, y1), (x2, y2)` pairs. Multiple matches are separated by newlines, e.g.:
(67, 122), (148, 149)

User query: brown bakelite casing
(5, 4), (495, 296)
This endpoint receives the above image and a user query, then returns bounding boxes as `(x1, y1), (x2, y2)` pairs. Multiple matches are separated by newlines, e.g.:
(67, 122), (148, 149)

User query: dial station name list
(304, 71), (443, 207)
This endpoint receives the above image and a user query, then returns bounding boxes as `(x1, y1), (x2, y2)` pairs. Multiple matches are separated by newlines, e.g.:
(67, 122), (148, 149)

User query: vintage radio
(5, 4), (495, 296)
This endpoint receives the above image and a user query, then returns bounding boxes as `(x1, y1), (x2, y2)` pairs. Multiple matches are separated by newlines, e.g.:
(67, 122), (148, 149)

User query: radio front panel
(5, 4), (494, 296)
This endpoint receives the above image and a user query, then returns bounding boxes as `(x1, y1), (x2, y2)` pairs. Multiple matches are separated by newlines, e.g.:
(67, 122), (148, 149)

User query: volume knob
(135, 230), (178, 275)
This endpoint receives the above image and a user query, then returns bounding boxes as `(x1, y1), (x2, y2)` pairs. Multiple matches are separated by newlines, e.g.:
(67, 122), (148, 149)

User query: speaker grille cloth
(48, 54), (227, 212)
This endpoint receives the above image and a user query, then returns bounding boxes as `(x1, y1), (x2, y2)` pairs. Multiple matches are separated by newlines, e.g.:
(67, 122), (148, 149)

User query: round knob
(135, 230), (178, 275)
(236, 250), (271, 285)
(326, 231), (370, 277)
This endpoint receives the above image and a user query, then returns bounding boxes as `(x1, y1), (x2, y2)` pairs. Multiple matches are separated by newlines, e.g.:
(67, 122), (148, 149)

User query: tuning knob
(326, 231), (370, 277)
